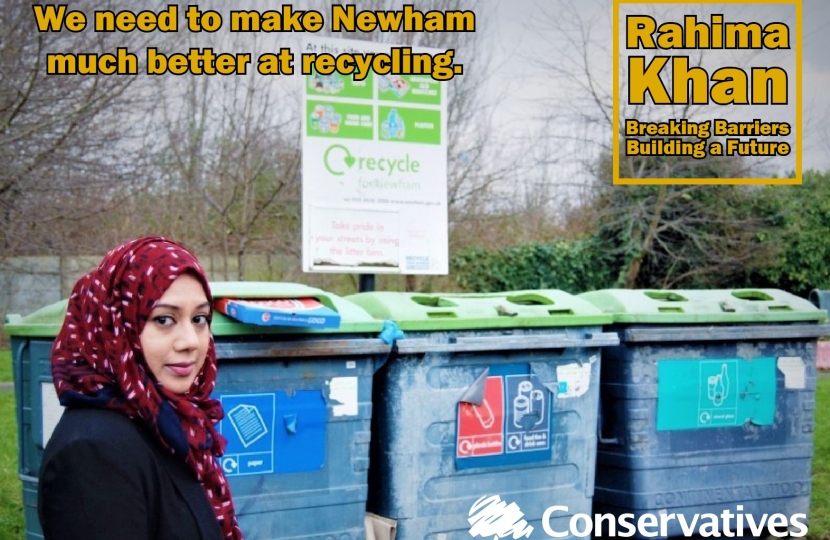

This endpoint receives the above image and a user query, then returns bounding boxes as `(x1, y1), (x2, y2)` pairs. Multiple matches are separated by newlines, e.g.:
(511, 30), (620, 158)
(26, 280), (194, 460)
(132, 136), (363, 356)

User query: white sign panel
(302, 36), (448, 274)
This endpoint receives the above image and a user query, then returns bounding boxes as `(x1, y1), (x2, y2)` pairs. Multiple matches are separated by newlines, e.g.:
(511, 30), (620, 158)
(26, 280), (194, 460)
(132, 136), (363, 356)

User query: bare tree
(574, 145), (779, 289)
(1, 0), (533, 296)
(0, 0), (186, 256)
(150, 29), (300, 280)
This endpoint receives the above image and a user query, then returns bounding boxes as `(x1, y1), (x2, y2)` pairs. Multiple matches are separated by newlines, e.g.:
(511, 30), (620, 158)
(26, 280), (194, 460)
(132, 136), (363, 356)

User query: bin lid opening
(732, 290), (774, 301)
(427, 311), (458, 319)
(645, 291), (688, 302)
(505, 293), (553, 306)
(411, 295), (458, 308)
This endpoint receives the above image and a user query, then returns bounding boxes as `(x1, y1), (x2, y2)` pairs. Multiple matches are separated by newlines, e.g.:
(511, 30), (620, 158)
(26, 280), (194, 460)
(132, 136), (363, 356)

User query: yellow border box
(612, 0), (802, 185)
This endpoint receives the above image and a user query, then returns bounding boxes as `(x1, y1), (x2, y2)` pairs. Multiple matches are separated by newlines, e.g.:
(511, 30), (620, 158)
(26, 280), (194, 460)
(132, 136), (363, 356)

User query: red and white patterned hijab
(51, 236), (243, 540)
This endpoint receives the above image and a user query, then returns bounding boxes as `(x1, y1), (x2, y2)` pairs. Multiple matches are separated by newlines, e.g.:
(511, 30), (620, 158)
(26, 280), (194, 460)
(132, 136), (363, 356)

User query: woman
(38, 236), (244, 540)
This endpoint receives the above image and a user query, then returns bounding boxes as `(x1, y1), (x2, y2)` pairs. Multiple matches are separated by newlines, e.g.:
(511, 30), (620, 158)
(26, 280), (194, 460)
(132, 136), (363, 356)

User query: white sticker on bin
(777, 357), (806, 389)
(41, 382), (65, 445)
(556, 358), (594, 399)
(329, 376), (358, 416)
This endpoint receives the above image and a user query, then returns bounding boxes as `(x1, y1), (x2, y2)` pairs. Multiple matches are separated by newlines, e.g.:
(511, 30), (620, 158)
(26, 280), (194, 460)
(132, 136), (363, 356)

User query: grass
(0, 349), (827, 539)
(0, 350), (12, 386)
(811, 375), (830, 538)
(0, 391), (23, 540)
(0, 349), (23, 540)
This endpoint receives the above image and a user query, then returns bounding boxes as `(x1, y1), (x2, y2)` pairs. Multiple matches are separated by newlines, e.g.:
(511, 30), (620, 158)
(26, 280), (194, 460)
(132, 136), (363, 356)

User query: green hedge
(452, 240), (616, 293)
(747, 170), (830, 297)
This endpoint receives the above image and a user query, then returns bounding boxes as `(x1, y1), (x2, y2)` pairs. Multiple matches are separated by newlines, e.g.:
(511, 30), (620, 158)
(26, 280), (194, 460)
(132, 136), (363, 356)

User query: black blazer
(38, 407), (223, 540)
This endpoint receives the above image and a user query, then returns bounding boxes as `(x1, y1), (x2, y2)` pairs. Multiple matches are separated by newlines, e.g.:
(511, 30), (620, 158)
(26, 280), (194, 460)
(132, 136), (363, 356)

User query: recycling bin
(346, 290), (619, 540)
(578, 288), (830, 539)
(6, 282), (388, 540)
(809, 291), (830, 369)
(5, 301), (67, 540)
(809, 288), (830, 320)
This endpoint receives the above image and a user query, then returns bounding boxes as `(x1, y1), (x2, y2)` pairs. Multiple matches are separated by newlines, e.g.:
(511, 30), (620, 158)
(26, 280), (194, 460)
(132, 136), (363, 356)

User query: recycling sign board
(217, 390), (327, 476)
(657, 357), (777, 431)
(456, 364), (552, 470)
(218, 393), (276, 477)
(301, 36), (448, 275)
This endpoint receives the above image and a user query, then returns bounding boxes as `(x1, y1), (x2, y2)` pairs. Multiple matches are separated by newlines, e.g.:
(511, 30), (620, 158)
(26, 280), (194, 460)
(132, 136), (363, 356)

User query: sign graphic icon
(221, 457), (238, 474)
(707, 363), (730, 406)
(473, 397), (496, 429)
(323, 144), (354, 176)
(696, 360), (738, 427)
(512, 381), (545, 429)
(505, 374), (550, 455)
(227, 403), (269, 448)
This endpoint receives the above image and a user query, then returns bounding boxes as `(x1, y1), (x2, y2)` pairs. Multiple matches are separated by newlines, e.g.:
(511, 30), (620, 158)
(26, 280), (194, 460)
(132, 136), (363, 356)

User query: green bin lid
(577, 289), (828, 324)
(3, 282), (383, 338)
(345, 290), (612, 331)
(4, 300), (69, 338)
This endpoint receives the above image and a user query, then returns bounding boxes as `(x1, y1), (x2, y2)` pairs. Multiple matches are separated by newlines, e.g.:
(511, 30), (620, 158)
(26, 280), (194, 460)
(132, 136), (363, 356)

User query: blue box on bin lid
(215, 297), (341, 329)
(207, 281), (385, 335)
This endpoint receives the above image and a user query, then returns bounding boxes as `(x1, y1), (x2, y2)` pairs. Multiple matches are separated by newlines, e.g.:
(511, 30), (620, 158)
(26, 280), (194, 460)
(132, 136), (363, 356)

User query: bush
(452, 239), (616, 294)
(745, 170), (830, 297)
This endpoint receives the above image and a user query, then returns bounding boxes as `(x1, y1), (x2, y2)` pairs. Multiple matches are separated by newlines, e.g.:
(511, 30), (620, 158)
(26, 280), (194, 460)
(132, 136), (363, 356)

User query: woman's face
(139, 273), (211, 395)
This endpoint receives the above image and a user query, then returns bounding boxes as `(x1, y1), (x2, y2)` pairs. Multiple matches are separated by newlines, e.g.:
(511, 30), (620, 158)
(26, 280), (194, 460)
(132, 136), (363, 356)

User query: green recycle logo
(324, 144), (355, 176)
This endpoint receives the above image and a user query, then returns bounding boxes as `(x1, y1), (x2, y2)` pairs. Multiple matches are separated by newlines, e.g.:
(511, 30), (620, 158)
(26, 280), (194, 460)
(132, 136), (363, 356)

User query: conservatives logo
(467, 495), (808, 538)
(468, 495), (533, 540)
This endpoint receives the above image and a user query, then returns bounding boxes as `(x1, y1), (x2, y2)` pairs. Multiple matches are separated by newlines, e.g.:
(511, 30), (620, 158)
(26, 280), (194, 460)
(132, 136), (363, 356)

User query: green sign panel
(657, 357), (776, 430)
(307, 100), (373, 140)
(306, 70), (373, 100)
(378, 106), (441, 145)
(377, 74), (442, 106)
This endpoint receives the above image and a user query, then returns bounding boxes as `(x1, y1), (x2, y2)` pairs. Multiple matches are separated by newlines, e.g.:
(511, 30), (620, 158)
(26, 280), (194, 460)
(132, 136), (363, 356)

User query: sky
(489, 0), (830, 175)
(130, 0), (829, 180)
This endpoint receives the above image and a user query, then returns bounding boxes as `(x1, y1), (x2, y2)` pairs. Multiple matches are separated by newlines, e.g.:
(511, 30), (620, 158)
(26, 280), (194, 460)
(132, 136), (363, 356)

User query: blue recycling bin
(5, 300), (69, 540)
(6, 282), (388, 540)
(346, 290), (619, 540)
(578, 289), (830, 538)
